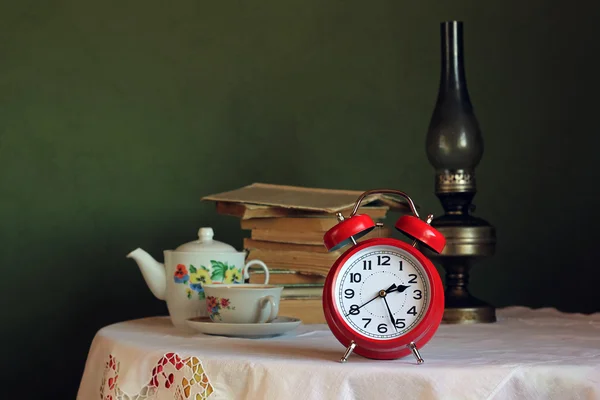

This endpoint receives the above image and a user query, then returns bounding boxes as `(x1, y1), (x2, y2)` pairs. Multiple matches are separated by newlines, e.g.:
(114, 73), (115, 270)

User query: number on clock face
(334, 245), (430, 340)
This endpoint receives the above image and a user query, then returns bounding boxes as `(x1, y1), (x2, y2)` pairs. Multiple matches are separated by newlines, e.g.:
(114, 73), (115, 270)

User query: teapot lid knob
(198, 227), (214, 242)
(174, 227), (236, 252)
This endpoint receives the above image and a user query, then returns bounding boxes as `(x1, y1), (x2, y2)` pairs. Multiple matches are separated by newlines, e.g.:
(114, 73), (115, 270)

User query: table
(77, 307), (600, 400)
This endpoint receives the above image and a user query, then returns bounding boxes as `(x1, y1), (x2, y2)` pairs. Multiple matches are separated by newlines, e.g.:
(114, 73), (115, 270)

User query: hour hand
(384, 284), (398, 293)
(394, 284), (410, 293)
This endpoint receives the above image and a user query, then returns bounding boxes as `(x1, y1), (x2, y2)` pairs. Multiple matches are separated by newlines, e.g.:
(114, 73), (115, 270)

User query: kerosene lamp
(421, 20), (497, 324)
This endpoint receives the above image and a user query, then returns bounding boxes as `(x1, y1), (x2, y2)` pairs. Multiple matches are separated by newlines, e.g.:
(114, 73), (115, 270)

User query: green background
(1, 1), (598, 398)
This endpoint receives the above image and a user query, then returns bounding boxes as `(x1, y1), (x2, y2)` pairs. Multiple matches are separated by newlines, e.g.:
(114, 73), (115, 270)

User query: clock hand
(344, 284), (397, 317)
(393, 284), (410, 293)
(385, 284), (407, 294)
(359, 284), (396, 309)
(383, 283), (397, 294)
(382, 295), (397, 332)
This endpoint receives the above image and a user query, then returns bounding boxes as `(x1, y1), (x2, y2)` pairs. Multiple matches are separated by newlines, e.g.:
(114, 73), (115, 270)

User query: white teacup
(203, 284), (283, 324)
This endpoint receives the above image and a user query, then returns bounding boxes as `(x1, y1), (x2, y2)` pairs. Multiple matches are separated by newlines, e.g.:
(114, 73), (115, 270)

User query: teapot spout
(127, 248), (166, 300)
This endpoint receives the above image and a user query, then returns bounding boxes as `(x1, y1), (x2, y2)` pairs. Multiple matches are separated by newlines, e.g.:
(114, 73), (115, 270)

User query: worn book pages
(248, 269), (326, 285)
(216, 201), (389, 219)
(202, 183), (411, 213)
(250, 226), (392, 246)
(241, 217), (340, 232)
(278, 298), (325, 324)
(243, 238), (331, 254)
(247, 249), (339, 268)
(244, 258), (331, 276)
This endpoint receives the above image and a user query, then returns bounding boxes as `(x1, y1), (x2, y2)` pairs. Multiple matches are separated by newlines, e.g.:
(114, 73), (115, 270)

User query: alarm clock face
(334, 244), (430, 340)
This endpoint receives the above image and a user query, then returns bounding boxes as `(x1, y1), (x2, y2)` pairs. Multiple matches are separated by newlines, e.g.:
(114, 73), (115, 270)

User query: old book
(241, 217), (345, 232)
(244, 238), (330, 254)
(245, 258), (331, 276)
(248, 269), (326, 285)
(202, 182), (412, 213)
(281, 285), (323, 298)
(250, 226), (392, 246)
(216, 201), (389, 220)
(248, 249), (339, 268)
(278, 298), (325, 324)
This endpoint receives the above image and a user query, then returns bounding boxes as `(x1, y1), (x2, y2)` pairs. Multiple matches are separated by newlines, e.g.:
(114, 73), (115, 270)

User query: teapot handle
(243, 260), (270, 284)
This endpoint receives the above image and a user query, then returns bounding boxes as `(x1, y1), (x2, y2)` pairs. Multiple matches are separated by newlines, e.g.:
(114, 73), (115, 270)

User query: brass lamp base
(443, 305), (496, 324)
(443, 295), (496, 324)
(421, 221), (497, 324)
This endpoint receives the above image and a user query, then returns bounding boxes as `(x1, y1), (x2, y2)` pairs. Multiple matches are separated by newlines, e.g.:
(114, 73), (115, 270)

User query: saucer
(186, 316), (301, 338)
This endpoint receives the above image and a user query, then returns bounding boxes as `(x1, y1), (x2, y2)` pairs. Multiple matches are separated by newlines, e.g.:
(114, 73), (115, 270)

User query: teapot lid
(175, 227), (237, 252)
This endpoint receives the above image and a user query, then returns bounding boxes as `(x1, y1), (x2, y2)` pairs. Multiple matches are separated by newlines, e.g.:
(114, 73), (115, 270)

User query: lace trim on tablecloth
(99, 353), (214, 400)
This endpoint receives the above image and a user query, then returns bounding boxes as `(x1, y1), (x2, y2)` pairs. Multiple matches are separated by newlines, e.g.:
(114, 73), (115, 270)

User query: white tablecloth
(78, 307), (600, 400)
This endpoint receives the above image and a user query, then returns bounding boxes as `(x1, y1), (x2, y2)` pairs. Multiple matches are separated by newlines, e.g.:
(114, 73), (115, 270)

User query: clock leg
(408, 342), (424, 364)
(340, 341), (356, 363)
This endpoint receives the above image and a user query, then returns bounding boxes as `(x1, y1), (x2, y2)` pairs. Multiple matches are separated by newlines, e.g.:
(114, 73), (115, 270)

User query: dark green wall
(2, 1), (599, 398)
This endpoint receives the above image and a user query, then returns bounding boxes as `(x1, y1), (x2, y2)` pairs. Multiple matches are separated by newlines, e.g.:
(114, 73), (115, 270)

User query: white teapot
(127, 227), (269, 330)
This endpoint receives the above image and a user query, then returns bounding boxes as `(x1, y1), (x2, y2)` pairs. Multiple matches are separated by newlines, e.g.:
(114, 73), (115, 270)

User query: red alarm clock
(322, 189), (446, 364)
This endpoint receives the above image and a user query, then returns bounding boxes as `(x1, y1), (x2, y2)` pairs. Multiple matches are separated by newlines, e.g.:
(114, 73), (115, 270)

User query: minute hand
(382, 295), (398, 332)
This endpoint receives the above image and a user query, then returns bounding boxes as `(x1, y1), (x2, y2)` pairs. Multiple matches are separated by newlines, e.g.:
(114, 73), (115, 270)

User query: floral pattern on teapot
(173, 261), (243, 300)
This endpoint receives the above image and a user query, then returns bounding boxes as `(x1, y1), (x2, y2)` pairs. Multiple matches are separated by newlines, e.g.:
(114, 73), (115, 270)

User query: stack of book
(202, 183), (409, 324)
